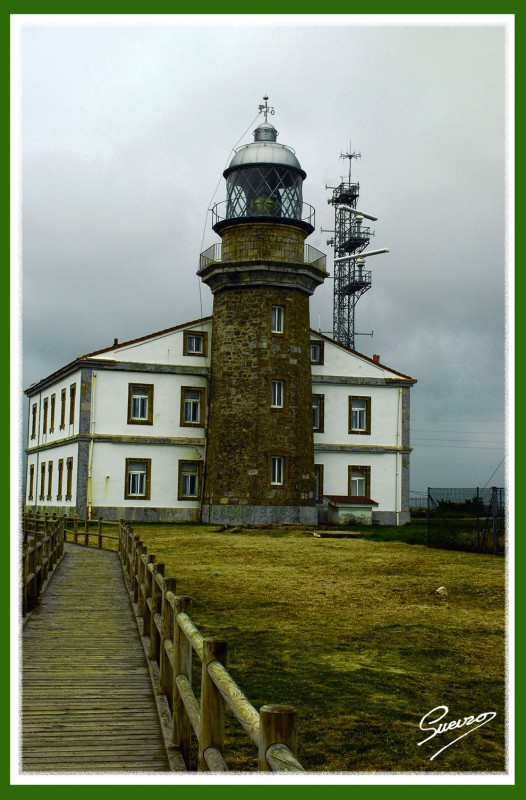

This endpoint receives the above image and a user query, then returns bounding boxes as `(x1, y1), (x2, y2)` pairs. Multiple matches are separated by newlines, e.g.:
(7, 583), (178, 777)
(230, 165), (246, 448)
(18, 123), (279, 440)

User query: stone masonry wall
(204, 282), (316, 509)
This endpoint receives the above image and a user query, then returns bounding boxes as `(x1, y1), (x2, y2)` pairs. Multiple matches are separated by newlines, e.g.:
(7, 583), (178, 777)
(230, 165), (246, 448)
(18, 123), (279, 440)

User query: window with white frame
(310, 340), (324, 364)
(271, 305), (285, 334)
(178, 460), (202, 499)
(349, 396), (371, 434)
(128, 384), (154, 425)
(349, 466), (371, 498)
(270, 379), (284, 409)
(183, 330), (207, 357)
(125, 458), (151, 500)
(270, 456), (284, 486)
(181, 387), (205, 427)
(312, 394), (324, 431)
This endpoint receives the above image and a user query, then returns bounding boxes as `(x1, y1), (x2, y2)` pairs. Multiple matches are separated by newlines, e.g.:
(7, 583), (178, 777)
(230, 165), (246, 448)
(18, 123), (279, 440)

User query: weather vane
(258, 95), (275, 122)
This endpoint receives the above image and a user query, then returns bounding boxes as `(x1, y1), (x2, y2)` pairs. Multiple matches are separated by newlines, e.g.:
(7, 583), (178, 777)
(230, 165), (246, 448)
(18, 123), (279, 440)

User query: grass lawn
(129, 523), (506, 774)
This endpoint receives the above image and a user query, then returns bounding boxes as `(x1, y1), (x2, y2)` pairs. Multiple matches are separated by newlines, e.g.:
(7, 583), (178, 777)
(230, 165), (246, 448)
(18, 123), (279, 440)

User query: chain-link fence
(427, 487), (505, 554)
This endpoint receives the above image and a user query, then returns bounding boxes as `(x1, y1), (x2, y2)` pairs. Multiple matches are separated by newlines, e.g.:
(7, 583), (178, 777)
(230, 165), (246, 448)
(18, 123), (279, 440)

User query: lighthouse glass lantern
(220, 122), (307, 227)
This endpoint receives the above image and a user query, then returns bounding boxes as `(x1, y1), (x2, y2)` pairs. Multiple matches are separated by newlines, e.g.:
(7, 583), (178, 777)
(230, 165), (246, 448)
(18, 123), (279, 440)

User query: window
(57, 459), (64, 501)
(42, 398), (48, 436)
(60, 389), (66, 430)
(128, 384), (154, 425)
(310, 340), (324, 365)
(181, 386), (205, 427)
(50, 393), (56, 433)
(69, 384), (76, 426)
(65, 457), (73, 501)
(314, 464), (324, 502)
(349, 466), (371, 498)
(125, 458), (151, 500)
(183, 330), (208, 357)
(270, 379), (284, 409)
(178, 460), (203, 500)
(312, 394), (324, 432)
(270, 456), (285, 486)
(28, 464), (35, 501)
(349, 396), (371, 434)
(46, 462), (53, 501)
(31, 403), (37, 440)
(39, 463), (46, 501)
(271, 304), (285, 334)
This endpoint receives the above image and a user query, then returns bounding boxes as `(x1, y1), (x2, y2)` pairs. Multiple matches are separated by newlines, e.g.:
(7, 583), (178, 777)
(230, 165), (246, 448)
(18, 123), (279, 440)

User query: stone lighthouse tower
(198, 99), (327, 525)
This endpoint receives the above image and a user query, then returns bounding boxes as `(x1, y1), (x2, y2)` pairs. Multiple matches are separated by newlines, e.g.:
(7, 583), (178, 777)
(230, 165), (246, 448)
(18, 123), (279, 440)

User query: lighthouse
(198, 99), (327, 524)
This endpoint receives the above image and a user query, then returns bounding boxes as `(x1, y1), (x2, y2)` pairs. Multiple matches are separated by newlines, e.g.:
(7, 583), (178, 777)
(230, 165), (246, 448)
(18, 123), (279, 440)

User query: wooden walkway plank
(22, 543), (177, 773)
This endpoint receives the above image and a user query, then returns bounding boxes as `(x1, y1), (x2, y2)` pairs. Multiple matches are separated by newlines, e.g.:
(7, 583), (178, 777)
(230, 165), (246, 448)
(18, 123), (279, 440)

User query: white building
(24, 316), (415, 525)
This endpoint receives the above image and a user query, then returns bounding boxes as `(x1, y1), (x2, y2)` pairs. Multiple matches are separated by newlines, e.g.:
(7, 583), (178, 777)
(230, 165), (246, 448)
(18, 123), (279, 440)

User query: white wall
(87, 320), (213, 368)
(316, 450), (400, 511)
(92, 369), (208, 438)
(314, 383), (402, 446)
(25, 441), (79, 508)
(26, 370), (82, 448)
(90, 441), (203, 509)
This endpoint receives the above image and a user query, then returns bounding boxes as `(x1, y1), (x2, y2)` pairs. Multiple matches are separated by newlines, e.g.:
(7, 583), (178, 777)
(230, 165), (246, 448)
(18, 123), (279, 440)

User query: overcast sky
(15, 15), (512, 495)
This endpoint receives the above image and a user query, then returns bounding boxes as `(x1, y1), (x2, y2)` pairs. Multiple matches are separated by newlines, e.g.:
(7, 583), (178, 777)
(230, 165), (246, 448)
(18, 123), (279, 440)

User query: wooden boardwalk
(22, 543), (173, 773)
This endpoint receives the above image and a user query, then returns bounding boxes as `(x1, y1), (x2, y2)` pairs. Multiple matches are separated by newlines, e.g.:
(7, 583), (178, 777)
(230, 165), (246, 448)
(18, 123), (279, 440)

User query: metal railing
(199, 240), (326, 273)
(210, 200), (315, 230)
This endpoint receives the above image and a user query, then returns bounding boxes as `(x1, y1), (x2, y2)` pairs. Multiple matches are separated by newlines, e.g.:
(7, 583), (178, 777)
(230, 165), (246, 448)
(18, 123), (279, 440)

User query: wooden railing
(118, 522), (306, 773)
(23, 511), (121, 549)
(22, 515), (65, 617)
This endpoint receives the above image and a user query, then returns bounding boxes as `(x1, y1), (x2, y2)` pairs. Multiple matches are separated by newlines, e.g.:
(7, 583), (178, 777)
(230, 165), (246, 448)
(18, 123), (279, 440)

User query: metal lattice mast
(326, 148), (388, 349)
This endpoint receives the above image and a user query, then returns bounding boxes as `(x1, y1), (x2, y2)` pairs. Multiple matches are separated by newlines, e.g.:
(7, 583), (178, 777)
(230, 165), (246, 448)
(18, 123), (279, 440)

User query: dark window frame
(348, 395), (372, 435)
(310, 340), (325, 365)
(65, 457), (73, 501)
(57, 458), (64, 501)
(178, 459), (203, 500)
(180, 386), (206, 428)
(124, 457), (152, 500)
(312, 393), (325, 432)
(183, 329), (208, 358)
(127, 383), (154, 426)
(348, 465), (371, 498)
(314, 464), (324, 502)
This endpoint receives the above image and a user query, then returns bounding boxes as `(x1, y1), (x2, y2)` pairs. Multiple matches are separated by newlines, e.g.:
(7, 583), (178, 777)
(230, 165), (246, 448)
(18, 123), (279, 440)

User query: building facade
(24, 317), (415, 525)
(24, 108), (415, 526)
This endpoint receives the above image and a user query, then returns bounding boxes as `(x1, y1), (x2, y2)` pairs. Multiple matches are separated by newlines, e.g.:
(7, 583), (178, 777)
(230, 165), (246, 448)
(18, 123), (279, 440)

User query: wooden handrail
(22, 515), (65, 617)
(118, 521), (306, 773)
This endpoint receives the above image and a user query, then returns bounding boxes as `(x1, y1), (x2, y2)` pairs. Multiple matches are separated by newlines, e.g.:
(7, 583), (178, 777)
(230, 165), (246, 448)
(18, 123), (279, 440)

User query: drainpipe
(87, 372), (96, 521)
(395, 388), (402, 526)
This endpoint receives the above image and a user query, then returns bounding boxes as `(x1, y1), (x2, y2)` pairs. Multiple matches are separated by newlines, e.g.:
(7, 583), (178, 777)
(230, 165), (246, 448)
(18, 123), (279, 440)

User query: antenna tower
(326, 147), (385, 349)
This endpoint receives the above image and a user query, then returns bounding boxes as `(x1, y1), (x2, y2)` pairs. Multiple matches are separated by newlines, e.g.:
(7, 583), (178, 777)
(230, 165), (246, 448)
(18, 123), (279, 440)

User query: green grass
(130, 523), (506, 774)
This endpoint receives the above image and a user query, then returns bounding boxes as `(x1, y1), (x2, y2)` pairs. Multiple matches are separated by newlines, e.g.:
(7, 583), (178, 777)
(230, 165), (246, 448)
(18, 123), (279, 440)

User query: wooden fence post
(149, 563), (165, 661)
(73, 515), (78, 542)
(173, 595), (192, 768)
(199, 638), (227, 771)
(98, 517), (103, 548)
(140, 554), (155, 634)
(159, 578), (177, 698)
(258, 705), (298, 771)
(84, 518), (89, 546)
